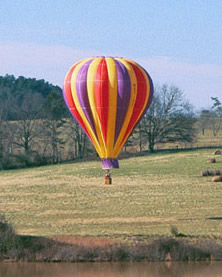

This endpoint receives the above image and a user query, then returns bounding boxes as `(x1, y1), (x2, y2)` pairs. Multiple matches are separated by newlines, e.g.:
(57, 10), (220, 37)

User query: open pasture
(0, 149), (222, 241)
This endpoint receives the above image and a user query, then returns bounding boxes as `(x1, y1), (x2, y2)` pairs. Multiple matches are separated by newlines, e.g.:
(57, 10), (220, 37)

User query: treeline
(0, 74), (221, 170)
(0, 75), (91, 169)
(199, 97), (222, 137)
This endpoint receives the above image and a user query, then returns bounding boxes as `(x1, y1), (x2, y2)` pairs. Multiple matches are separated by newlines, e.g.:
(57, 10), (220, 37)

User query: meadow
(0, 148), (222, 243)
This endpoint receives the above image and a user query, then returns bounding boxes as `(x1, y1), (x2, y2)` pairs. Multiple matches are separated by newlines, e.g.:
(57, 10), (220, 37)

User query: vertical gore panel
(76, 59), (97, 136)
(114, 60), (131, 144)
(87, 57), (107, 157)
(63, 63), (91, 139)
(94, 58), (109, 143)
(140, 70), (154, 117)
(105, 57), (118, 155)
(112, 58), (137, 156)
(71, 61), (102, 157)
(119, 62), (148, 147)
(123, 59), (153, 120)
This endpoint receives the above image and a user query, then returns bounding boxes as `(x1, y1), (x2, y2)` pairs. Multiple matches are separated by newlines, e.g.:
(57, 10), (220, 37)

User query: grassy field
(135, 128), (222, 151)
(0, 148), (222, 242)
(197, 129), (222, 147)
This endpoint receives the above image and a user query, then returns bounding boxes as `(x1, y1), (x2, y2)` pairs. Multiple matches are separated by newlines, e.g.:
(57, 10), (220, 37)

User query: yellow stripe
(87, 57), (107, 157)
(124, 58), (151, 119)
(70, 58), (102, 157)
(64, 57), (93, 86)
(113, 58), (137, 157)
(105, 57), (118, 157)
(114, 58), (151, 157)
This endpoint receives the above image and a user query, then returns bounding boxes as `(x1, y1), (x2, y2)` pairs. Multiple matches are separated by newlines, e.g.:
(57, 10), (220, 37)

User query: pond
(1, 262), (222, 277)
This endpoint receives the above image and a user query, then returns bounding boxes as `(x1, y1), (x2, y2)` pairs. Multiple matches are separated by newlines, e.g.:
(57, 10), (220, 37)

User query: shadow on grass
(1, 213), (222, 262)
(207, 217), (222, 220)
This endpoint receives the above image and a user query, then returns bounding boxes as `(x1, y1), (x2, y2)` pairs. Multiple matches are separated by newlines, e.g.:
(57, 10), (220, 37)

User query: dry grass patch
(57, 217), (176, 225)
(37, 210), (84, 216)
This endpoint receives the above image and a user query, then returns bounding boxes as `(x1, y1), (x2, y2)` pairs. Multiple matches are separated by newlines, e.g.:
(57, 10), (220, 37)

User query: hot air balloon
(63, 56), (153, 178)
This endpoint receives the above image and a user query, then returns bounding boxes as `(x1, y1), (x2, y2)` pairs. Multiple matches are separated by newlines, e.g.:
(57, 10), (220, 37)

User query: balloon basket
(104, 170), (112, 185)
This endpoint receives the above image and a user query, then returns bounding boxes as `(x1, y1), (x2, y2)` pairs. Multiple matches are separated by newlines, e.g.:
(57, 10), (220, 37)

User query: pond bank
(1, 233), (222, 262)
(1, 215), (222, 262)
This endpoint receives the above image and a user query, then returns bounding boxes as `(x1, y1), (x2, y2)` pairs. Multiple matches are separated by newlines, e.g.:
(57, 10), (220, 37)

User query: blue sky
(0, 0), (222, 109)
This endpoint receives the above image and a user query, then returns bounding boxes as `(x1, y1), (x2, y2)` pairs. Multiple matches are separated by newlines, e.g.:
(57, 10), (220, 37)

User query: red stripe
(94, 58), (109, 143)
(64, 64), (91, 140)
(121, 62), (148, 144)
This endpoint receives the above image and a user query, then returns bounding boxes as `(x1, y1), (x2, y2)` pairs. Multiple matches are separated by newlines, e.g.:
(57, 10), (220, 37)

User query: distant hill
(0, 74), (66, 120)
(0, 74), (62, 97)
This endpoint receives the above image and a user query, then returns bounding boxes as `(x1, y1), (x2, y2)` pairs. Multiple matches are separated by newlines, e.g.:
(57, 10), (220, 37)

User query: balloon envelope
(63, 56), (153, 169)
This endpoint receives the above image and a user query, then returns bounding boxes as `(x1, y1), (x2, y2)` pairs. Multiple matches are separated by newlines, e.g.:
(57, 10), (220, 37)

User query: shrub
(0, 214), (18, 255)
(171, 225), (179, 237)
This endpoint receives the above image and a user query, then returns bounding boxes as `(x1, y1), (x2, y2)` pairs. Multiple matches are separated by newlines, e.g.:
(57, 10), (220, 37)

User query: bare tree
(65, 118), (89, 160)
(13, 93), (43, 165)
(0, 109), (8, 168)
(141, 84), (196, 152)
(42, 119), (65, 163)
(198, 109), (211, 136)
(42, 91), (66, 164)
(209, 97), (222, 137)
(0, 101), (16, 168)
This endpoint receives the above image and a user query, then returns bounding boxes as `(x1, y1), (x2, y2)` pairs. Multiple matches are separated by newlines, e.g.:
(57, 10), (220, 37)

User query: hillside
(0, 74), (65, 120)
(1, 148), (221, 239)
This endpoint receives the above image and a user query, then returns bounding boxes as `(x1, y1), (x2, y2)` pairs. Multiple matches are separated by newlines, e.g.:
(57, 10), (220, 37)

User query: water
(1, 262), (222, 277)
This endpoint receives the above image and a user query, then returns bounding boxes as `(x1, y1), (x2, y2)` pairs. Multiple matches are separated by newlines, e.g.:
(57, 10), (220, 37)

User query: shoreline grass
(1, 217), (221, 262)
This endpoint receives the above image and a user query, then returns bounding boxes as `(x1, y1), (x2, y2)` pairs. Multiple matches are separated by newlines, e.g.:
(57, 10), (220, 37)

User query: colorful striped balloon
(63, 56), (153, 169)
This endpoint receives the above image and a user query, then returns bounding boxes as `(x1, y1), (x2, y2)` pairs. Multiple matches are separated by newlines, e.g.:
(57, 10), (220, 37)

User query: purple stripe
(76, 60), (97, 136)
(102, 158), (119, 169)
(63, 87), (91, 141)
(114, 60), (131, 144)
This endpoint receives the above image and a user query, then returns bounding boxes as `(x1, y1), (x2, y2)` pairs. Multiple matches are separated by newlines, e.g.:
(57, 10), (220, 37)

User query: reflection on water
(0, 262), (222, 277)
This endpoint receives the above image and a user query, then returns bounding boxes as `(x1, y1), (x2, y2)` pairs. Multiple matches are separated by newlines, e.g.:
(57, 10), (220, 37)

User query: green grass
(197, 128), (222, 146)
(0, 149), (222, 241)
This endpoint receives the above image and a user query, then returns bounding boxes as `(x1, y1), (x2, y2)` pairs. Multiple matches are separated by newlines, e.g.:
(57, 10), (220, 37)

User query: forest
(0, 74), (221, 170)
